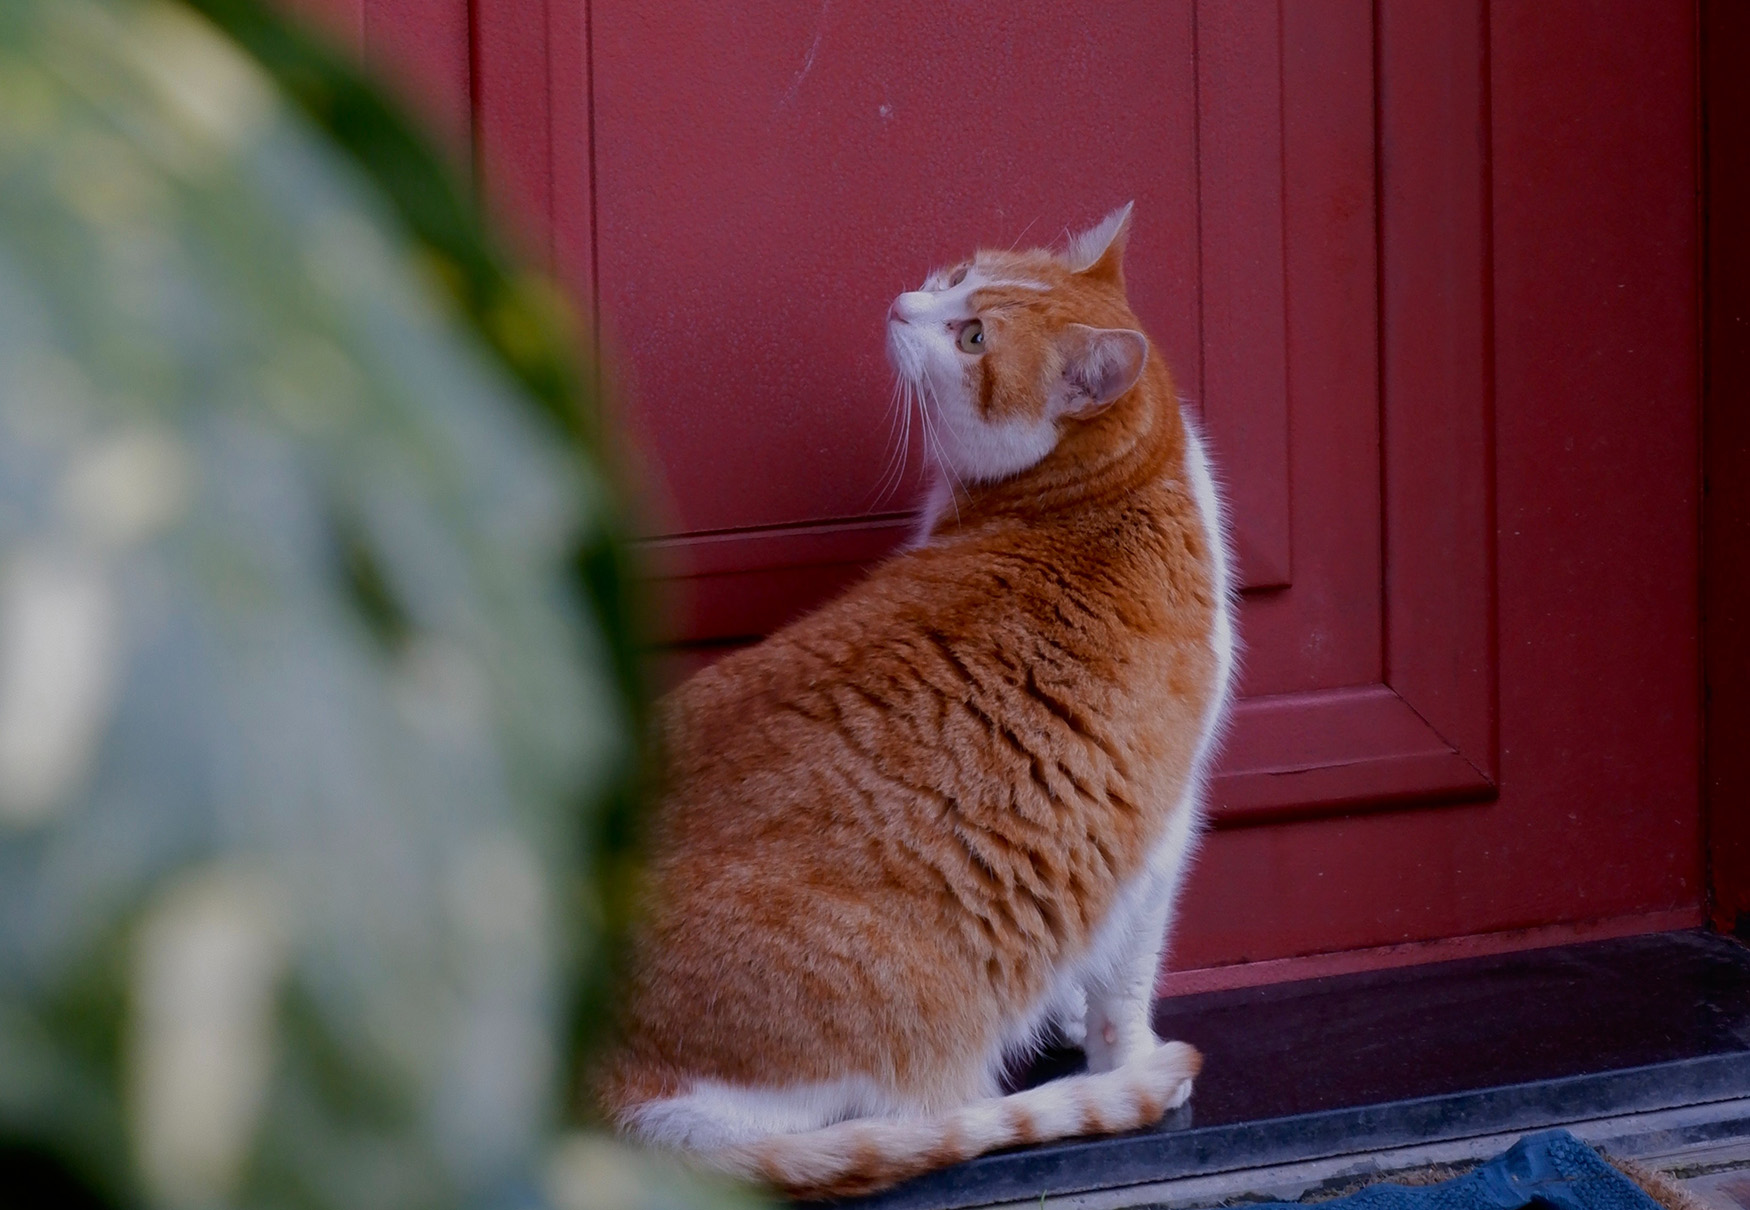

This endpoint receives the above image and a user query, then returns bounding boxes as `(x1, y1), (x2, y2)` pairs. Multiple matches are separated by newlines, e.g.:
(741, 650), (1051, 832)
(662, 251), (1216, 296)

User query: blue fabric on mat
(1223, 1131), (1663, 1210)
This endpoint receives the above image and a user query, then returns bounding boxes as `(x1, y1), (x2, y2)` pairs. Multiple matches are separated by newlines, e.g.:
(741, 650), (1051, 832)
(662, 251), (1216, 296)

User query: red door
(313, 0), (1705, 987)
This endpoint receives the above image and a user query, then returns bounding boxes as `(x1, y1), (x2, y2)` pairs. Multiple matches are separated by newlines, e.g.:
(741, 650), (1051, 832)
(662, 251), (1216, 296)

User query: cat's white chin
(922, 392), (1058, 485)
(885, 322), (926, 383)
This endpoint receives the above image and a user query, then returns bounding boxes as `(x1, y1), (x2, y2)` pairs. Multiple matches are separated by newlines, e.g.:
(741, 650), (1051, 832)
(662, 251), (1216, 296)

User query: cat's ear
(1063, 201), (1134, 285)
(1051, 323), (1148, 419)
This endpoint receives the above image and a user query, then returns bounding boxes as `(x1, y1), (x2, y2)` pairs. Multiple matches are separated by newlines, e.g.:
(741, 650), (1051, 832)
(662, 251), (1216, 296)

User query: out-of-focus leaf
(0, 0), (686, 1207)
(174, 0), (658, 1066)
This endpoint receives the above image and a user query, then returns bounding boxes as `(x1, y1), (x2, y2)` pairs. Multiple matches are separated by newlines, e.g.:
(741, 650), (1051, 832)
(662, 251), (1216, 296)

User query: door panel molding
(1196, 0), (1292, 590)
(495, 0), (1498, 825)
(456, 0), (1701, 967)
(1212, 0), (1496, 820)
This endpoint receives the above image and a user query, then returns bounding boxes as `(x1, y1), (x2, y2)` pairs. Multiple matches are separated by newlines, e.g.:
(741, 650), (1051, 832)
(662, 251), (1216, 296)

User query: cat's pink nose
(887, 298), (910, 325)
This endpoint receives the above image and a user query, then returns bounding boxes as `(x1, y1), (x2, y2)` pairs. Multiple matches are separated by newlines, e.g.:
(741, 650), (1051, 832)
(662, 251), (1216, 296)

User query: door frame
(1703, 0), (1750, 938)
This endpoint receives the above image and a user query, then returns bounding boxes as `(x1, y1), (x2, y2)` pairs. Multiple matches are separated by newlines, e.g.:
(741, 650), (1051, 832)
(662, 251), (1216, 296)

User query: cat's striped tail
(699, 1041), (1201, 1200)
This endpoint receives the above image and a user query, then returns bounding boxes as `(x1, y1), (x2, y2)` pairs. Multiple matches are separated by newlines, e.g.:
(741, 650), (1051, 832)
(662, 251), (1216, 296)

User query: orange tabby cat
(598, 204), (1237, 1198)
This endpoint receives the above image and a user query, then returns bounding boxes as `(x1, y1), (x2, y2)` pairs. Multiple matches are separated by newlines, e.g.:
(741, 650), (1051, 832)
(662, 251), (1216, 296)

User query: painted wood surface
(1703, 0), (1750, 939)
(294, 0), (1705, 974)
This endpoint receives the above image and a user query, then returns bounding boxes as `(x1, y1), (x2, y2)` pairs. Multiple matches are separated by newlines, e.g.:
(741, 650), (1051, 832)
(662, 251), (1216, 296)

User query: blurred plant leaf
(174, 0), (658, 1061)
(0, 0), (680, 1207)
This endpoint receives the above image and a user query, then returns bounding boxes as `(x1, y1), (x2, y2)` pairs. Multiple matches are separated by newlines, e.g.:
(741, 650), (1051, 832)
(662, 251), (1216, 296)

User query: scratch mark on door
(778, 1), (832, 110)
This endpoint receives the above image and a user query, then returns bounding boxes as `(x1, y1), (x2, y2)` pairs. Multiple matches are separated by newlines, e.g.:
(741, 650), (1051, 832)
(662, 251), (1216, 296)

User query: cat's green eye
(957, 319), (986, 354)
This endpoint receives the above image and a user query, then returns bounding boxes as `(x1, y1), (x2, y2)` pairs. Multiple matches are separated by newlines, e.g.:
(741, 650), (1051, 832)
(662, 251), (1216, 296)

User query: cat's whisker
(877, 379), (921, 508)
(867, 379), (910, 508)
(896, 382), (919, 493)
(892, 381), (921, 488)
(880, 377), (903, 441)
(892, 382), (918, 503)
(917, 382), (963, 525)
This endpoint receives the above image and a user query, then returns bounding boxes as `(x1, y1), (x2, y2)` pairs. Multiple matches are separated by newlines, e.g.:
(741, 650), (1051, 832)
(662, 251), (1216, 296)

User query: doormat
(1217, 1131), (1681, 1210)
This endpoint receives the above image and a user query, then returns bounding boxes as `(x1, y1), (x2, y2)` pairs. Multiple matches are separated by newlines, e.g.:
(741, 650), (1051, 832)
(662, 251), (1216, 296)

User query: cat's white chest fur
(1010, 412), (1237, 1079)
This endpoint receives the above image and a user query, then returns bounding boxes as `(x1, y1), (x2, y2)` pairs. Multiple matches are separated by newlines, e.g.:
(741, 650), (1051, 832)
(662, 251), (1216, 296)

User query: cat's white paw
(1145, 1039), (1200, 1110)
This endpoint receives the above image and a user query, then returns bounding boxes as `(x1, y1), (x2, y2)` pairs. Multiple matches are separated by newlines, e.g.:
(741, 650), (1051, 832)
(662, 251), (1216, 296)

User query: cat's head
(885, 203), (1152, 486)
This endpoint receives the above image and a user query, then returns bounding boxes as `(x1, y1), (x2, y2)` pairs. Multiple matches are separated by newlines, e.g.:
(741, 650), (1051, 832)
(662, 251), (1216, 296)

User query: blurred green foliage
(0, 0), (704, 1207)
(171, 0), (655, 1091)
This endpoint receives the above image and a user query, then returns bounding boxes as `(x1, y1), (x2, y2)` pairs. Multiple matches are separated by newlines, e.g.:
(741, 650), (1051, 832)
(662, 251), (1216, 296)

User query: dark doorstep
(838, 930), (1750, 1210)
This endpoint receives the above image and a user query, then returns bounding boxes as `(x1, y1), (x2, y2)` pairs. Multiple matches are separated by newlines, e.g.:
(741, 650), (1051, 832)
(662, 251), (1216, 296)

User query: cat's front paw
(1143, 1038), (1202, 1114)
(1165, 1072), (1195, 1109)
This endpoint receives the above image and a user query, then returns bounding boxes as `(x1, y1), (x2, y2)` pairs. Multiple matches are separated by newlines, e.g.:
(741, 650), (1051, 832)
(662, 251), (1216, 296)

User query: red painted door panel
(593, 5), (1200, 537)
(452, 1), (1703, 976)
(586, 0), (1469, 820)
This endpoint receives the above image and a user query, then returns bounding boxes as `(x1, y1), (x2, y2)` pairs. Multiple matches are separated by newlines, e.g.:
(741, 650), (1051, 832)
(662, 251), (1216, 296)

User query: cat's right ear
(1051, 323), (1148, 420)
(1063, 201), (1134, 286)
